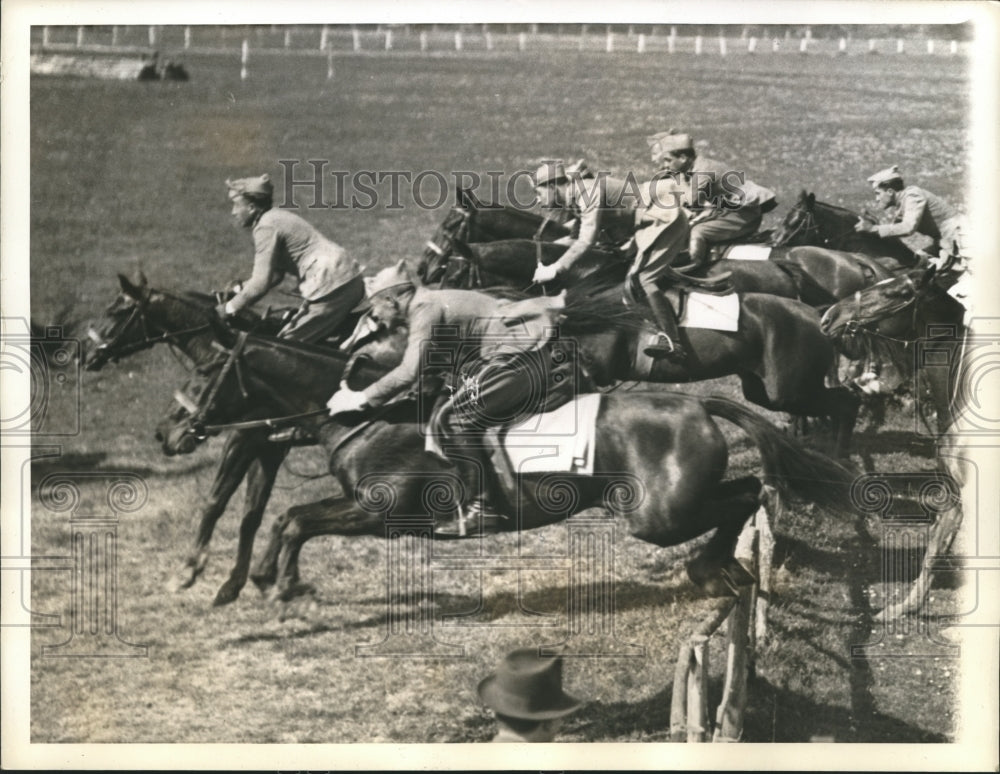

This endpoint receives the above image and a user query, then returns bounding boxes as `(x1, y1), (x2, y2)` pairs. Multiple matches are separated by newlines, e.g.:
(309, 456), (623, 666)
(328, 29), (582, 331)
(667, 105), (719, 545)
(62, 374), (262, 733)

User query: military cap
(226, 174), (274, 201)
(533, 160), (568, 187)
(867, 165), (904, 186)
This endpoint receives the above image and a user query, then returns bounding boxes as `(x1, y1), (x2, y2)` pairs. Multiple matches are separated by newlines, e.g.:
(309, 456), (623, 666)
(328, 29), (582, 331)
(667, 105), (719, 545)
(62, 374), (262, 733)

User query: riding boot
(644, 291), (688, 362)
(434, 439), (508, 537)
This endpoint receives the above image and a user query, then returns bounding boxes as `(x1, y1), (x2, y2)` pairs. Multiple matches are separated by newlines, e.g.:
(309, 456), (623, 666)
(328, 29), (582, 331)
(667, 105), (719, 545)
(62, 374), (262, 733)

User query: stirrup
(435, 500), (507, 537)
(644, 332), (687, 362)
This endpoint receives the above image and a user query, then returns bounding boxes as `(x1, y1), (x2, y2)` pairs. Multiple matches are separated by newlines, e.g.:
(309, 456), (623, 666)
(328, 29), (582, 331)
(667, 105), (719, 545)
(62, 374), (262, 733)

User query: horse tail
(701, 396), (856, 515)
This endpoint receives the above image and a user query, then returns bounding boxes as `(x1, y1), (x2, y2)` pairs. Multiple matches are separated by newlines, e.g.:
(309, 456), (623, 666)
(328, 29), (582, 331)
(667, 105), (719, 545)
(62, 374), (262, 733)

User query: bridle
(772, 201), (822, 246)
(87, 288), (211, 365)
(839, 274), (921, 345)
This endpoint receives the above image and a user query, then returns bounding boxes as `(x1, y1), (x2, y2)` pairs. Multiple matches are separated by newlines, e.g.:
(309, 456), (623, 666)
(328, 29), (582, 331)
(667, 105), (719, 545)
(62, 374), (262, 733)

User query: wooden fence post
(240, 39), (248, 80)
(637, 34), (645, 53)
(694, 35), (703, 55)
(897, 38), (904, 54)
(184, 27), (192, 50)
(320, 25), (329, 51)
(386, 29), (393, 50)
(420, 31), (428, 52)
(518, 32), (527, 51)
(148, 25), (156, 47)
(747, 37), (757, 54)
(454, 30), (462, 51)
(353, 28), (361, 52)
(606, 30), (614, 53)
(718, 35), (727, 56)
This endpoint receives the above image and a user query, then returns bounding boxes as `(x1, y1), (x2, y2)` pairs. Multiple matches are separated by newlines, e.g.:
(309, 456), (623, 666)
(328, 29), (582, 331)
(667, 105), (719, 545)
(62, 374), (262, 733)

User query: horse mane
(559, 268), (647, 335)
(805, 193), (861, 219)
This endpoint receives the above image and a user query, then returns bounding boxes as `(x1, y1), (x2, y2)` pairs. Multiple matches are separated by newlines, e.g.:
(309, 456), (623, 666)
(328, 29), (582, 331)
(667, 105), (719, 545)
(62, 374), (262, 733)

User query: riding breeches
(434, 348), (576, 499)
(689, 206), (763, 264)
(278, 274), (366, 343)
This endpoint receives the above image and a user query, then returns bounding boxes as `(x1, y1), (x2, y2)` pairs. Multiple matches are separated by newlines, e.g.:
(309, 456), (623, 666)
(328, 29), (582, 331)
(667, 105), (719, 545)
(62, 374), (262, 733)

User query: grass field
(27, 40), (971, 745)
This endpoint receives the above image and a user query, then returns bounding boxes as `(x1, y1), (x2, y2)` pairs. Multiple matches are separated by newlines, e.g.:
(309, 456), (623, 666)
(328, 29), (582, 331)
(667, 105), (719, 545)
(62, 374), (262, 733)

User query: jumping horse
(85, 273), (366, 605)
(821, 266), (970, 616)
(154, 321), (855, 607)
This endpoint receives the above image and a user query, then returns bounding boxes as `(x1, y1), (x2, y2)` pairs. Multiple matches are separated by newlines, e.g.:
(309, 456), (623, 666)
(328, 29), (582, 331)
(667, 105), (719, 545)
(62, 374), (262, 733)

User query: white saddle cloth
(500, 393), (602, 476)
(679, 292), (741, 332)
(726, 244), (772, 261)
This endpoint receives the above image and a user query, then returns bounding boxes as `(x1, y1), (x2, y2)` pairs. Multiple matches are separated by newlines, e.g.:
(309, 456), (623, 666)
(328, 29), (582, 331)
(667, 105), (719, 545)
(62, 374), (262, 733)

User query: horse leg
(274, 497), (385, 601)
(168, 429), (262, 592)
(213, 440), (289, 607)
(685, 477), (763, 597)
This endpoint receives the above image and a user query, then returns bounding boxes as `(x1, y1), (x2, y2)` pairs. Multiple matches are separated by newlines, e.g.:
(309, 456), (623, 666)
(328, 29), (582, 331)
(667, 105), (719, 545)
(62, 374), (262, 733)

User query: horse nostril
(154, 430), (164, 443)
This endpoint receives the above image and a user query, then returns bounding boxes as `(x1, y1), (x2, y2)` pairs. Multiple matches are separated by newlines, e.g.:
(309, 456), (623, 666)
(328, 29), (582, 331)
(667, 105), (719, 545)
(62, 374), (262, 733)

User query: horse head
(419, 205), (471, 284)
(820, 268), (937, 356)
(154, 331), (357, 456)
(770, 190), (818, 247)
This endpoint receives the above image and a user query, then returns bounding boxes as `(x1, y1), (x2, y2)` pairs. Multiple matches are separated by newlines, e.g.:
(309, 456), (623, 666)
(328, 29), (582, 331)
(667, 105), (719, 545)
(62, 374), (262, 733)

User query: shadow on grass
(744, 674), (948, 742)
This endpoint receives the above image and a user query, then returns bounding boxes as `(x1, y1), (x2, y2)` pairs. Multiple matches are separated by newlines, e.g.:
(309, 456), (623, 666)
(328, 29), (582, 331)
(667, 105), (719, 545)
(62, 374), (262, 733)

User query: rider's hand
(215, 301), (236, 319)
(854, 217), (875, 234)
(327, 388), (368, 416)
(533, 263), (560, 284)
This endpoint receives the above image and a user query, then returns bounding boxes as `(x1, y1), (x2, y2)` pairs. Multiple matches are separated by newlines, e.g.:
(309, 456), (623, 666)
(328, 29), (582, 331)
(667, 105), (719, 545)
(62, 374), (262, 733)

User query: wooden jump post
(669, 505), (769, 742)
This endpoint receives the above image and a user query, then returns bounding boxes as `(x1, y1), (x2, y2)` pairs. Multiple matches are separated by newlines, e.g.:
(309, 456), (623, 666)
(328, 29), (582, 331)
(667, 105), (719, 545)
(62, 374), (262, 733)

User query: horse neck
(148, 295), (218, 364)
(239, 336), (352, 407)
(472, 207), (548, 241)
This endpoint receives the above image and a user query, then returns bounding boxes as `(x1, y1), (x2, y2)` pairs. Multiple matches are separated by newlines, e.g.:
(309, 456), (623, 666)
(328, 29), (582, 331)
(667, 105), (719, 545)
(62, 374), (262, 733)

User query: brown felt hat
(867, 165), (904, 186)
(366, 259), (415, 300)
(647, 129), (694, 158)
(477, 648), (582, 720)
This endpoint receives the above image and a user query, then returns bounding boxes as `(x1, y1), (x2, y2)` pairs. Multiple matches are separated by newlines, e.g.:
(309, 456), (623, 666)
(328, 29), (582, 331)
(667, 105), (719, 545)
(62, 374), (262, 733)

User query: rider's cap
(226, 174), (274, 202)
(533, 160), (568, 187)
(647, 129), (694, 157)
(565, 158), (594, 179)
(867, 165), (903, 186)
(367, 259), (416, 300)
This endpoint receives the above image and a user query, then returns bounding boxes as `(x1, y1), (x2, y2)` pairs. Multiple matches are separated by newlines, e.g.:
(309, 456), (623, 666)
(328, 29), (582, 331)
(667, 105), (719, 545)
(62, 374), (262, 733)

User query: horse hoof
(686, 556), (755, 598)
(167, 569), (198, 593)
(212, 583), (242, 607)
(278, 581), (317, 602)
(250, 572), (275, 594)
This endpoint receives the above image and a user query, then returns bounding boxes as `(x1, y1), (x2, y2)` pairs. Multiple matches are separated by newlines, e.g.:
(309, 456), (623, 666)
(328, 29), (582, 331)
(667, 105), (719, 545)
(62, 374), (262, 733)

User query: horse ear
(806, 192), (815, 207)
(137, 269), (149, 287)
(207, 313), (238, 348)
(118, 273), (143, 299)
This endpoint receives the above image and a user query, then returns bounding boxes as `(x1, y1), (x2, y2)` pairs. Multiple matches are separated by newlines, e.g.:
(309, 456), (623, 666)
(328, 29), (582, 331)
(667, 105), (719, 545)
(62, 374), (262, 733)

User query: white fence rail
(33, 25), (971, 59)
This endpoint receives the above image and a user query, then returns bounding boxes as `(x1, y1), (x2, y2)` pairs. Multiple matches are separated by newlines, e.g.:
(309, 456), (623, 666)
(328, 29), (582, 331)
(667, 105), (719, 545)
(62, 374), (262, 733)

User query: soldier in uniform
(220, 174), (365, 343)
(531, 160), (640, 284)
(649, 130), (777, 269)
(629, 171), (695, 361)
(326, 261), (575, 536)
(855, 165), (967, 269)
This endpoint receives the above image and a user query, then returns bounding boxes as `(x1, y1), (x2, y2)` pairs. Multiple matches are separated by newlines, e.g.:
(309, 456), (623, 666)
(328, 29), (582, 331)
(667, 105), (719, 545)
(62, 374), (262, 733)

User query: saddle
(657, 263), (734, 295)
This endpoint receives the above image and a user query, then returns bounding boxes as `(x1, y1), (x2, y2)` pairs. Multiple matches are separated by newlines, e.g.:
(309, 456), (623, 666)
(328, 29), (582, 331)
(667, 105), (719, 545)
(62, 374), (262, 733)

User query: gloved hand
(854, 217), (876, 234)
(215, 301), (236, 318)
(327, 388), (368, 416)
(532, 263), (560, 284)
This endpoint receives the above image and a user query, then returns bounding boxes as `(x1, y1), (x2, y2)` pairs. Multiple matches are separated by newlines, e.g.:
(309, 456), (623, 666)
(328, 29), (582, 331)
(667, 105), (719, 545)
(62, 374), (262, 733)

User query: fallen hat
(226, 174), (274, 200)
(477, 648), (583, 720)
(867, 165), (903, 186)
(533, 160), (568, 187)
(366, 259), (416, 300)
(647, 129), (694, 156)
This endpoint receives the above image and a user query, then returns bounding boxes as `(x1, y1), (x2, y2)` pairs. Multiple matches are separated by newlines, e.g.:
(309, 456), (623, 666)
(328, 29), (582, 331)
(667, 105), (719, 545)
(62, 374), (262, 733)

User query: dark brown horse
(84, 274), (366, 605)
(154, 324), (854, 605)
(770, 190), (915, 267)
(821, 267), (969, 616)
(425, 232), (901, 309)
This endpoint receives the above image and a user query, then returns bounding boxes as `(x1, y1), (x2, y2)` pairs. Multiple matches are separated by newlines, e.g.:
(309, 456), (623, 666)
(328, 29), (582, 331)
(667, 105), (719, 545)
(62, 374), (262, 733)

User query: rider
(219, 174), (365, 343)
(326, 261), (576, 536)
(649, 130), (776, 269)
(854, 166), (967, 270)
(530, 160), (639, 284)
(629, 171), (696, 362)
